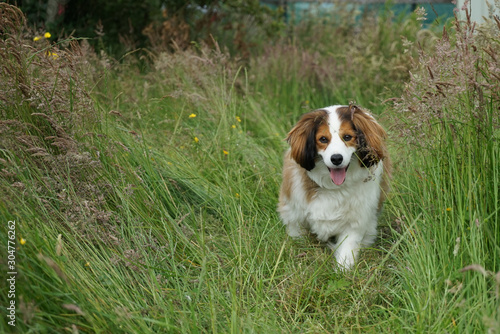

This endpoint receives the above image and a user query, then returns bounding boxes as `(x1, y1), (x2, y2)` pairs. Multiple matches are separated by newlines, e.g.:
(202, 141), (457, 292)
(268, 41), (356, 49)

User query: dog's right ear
(286, 110), (328, 171)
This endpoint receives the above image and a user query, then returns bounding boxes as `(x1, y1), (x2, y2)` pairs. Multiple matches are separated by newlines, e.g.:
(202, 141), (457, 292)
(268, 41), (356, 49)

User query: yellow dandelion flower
(19, 238), (26, 245)
(231, 125), (236, 129)
(194, 137), (199, 143)
(223, 150), (229, 155)
(33, 36), (42, 42)
(44, 32), (51, 39)
(446, 207), (452, 212)
(85, 262), (90, 267)
(235, 193), (240, 198)
(189, 114), (197, 118)
(236, 116), (241, 122)
(45, 51), (59, 59)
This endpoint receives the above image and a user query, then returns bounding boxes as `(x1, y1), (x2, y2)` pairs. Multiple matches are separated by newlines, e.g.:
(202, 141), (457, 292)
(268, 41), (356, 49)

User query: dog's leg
(330, 231), (364, 270)
(278, 201), (307, 238)
(284, 217), (306, 238)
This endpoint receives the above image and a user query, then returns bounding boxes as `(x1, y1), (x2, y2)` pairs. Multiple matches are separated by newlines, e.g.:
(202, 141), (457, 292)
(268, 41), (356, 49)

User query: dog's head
(286, 104), (387, 185)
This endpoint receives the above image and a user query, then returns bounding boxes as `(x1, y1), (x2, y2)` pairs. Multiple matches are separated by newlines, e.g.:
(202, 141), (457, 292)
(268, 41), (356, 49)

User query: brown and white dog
(278, 104), (391, 269)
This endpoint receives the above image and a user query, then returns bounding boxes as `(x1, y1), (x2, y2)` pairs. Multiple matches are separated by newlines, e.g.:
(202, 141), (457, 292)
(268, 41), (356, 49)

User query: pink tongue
(330, 168), (346, 185)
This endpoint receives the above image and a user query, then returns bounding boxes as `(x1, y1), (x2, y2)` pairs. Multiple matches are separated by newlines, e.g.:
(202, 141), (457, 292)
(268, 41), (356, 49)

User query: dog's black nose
(331, 154), (343, 166)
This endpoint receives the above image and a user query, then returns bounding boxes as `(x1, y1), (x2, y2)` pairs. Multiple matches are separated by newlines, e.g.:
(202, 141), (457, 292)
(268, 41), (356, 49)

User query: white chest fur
(278, 158), (384, 269)
(305, 168), (382, 242)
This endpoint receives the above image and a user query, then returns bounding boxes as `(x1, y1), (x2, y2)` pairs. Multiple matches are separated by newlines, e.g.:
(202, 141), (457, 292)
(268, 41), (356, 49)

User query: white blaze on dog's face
(315, 109), (358, 185)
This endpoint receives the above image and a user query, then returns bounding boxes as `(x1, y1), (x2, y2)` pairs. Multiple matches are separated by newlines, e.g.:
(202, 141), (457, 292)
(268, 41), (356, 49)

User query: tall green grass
(386, 9), (500, 332)
(1, 3), (498, 333)
(388, 99), (499, 332)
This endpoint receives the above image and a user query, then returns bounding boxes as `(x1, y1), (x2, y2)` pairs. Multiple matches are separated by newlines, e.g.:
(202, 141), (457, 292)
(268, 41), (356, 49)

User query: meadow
(0, 3), (499, 333)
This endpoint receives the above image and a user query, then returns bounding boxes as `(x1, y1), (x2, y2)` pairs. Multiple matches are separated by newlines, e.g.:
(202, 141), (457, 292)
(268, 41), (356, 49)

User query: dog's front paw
(331, 238), (359, 271)
(333, 255), (355, 271)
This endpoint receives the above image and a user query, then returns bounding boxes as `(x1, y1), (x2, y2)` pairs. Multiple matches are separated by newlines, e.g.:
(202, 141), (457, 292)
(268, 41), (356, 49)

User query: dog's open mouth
(329, 164), (349, 186)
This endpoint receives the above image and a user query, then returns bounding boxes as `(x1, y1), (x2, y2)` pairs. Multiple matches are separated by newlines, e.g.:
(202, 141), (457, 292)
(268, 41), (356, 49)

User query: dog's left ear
(350, 106), (388, 167)
(286, 110), (327, 171)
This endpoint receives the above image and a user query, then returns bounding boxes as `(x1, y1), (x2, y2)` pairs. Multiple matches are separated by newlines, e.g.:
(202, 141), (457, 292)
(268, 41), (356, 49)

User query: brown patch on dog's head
(336, 104), (388, 167)
(286, 109), (328, 171)
(315, 122), (331, 151)
(338, 119), (358, 148)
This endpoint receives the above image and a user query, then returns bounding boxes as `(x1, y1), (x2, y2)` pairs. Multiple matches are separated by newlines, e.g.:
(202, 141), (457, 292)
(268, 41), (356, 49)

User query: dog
(278, 104), (391, 269)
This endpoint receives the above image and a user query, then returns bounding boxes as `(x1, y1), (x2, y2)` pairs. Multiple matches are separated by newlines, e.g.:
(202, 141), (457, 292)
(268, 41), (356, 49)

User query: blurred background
(10, 0), (462, 57)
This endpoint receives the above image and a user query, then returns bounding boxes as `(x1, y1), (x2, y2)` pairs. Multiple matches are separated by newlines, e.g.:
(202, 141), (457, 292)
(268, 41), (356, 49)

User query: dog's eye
(318, 136), (329, 144)
(343, 135), (353, 142)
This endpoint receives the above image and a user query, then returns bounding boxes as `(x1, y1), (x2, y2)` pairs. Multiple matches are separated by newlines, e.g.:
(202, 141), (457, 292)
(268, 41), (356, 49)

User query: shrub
(15, 0), (284, 58)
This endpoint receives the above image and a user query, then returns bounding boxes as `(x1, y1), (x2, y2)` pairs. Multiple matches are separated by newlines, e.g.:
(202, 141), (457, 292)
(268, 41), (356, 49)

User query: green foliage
(15, 0), (284, 57)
